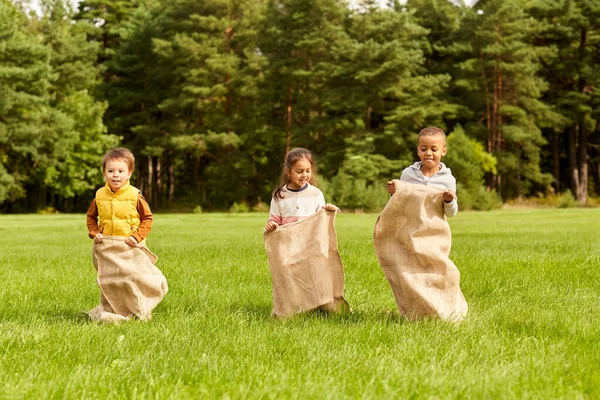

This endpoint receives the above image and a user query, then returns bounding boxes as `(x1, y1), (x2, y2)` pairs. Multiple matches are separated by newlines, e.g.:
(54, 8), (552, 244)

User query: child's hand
(386, 181), (396, 195)
(323, 203), (341, 213)
(94, 233), (104, 244)
(264, 220), (278, 232)
(125, 236), (138, 247)
(443, 190), (456, 203)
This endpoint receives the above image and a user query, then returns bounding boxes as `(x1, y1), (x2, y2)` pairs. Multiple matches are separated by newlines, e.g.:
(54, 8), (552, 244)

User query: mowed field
(0, 209), (598, 399)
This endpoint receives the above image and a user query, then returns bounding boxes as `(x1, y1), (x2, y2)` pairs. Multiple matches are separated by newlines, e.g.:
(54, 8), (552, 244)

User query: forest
(1, 0), (599, 212)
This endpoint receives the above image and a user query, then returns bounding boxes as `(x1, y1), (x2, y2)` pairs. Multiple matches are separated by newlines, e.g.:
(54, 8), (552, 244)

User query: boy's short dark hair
(102, 148), (135, 172)
(418, 126), (447, 143)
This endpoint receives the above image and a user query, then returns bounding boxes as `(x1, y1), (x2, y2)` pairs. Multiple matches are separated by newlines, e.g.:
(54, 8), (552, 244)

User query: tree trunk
(152, 156), (161, 208)
(552, 130), (560, 193)
(567, 125), (586, 203)
(168, 161), (175, 203)
(576, 119), (588, 203)
(286, 84), (292, 154)
(590, 159), (600, 196)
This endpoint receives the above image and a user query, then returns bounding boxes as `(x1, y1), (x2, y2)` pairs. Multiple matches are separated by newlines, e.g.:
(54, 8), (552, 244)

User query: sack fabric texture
(89, 236), (168, 323)
(373, 180), (468, 322)
(264, 210), (349, 317)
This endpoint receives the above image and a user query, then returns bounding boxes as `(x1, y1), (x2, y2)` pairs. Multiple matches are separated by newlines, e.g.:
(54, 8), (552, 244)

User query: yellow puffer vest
(96, 181), (141, 237)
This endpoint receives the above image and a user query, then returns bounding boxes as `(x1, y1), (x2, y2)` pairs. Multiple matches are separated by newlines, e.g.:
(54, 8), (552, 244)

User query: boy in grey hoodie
(386, 126), (458, 217)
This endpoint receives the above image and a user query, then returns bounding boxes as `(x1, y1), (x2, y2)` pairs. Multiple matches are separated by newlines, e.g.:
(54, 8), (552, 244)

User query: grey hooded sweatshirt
(399, 161), (458, 218)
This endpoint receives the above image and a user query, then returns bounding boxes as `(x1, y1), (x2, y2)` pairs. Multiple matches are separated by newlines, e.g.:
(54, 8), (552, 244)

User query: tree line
(1, 0), (599, 213)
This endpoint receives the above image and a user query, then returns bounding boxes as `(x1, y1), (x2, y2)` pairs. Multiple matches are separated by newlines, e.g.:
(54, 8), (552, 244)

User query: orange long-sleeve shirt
(86, 194), (153, 243)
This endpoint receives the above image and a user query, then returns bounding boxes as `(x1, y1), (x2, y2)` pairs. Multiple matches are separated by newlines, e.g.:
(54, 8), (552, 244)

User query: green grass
(0, 209), (599, 399)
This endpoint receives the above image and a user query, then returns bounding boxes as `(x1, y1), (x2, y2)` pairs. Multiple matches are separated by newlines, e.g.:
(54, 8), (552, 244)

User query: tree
(25, 0), (118, 210)
(447, 0), (559, 199)
(325, 3), (459, 208)
(0, 0), (51, 208)
(529, 0), (600, 203)
(106, 0), (270, 209)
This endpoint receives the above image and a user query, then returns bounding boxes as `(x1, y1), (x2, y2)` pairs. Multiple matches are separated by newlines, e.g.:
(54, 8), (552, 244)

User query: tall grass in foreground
(0, 210), (599, 399)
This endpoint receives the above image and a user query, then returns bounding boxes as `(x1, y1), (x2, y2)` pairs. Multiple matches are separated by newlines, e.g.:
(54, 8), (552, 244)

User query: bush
(37, 206), (59, 214)
(229, 202), (250, 213)
(252, 198), (268, 213)
(193, 205), (202, 214)
(325, 174), (389, 212)
(557, 190), (578, 208)
(471, 186), (503, 211)
(457, 184), (503, 211)
(457, 184), (473, 210)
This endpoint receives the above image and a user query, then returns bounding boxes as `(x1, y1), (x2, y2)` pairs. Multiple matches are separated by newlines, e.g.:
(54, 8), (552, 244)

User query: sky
(25, 0), (479, 15)
(347, 0), (479, 7)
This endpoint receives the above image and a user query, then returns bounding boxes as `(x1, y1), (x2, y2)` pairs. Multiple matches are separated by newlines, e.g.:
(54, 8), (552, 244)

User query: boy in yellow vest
(86, 147), (152, 244)
(86, 148), (167, 323)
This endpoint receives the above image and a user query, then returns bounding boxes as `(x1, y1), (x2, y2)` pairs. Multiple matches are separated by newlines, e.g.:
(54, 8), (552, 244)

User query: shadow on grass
(227, 302), (274, 321)
(226, 301), (412, 326)
(0, 307), (92, 325)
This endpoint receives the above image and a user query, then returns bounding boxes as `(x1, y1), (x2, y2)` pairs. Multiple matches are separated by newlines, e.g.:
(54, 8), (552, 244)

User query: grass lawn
(0, 209), (599, 398)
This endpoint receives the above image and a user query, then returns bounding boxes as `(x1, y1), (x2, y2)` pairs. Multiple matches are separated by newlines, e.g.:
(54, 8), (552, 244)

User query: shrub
(457, 184), (503, 211)
(325, 174), (389, 212)
(38, 206), (59, 214)
(229, 202), (250, 213)
(557, 190), (578, 208)
(471, 186), (503, 211)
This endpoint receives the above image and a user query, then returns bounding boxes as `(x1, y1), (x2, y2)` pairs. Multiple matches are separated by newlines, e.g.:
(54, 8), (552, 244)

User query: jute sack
(373, 180), (467, 322)
(89, 236), (168, 323)
(264, 210), (350, 318)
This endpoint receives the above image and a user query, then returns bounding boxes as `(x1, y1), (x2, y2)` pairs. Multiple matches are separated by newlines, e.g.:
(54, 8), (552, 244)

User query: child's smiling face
(417, 134), (447, 173)
(286, 158), (312, 190)
(103, 158), (132, 192)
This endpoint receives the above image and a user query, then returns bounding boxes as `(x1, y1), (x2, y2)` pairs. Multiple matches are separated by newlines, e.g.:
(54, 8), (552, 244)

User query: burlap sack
(373, 180), (467, 322)
(89, 236), (168, 323)
(264, 210), (350, 318)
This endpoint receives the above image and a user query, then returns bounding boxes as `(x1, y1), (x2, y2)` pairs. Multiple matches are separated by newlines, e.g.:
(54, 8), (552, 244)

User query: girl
(265, 148), (339, 231)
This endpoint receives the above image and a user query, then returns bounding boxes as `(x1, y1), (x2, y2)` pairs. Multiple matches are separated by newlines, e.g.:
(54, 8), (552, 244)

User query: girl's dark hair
(272, 148), (318, 201)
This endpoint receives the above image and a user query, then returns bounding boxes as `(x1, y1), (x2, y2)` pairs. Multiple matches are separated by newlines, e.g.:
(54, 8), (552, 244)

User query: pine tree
(107, 0), (269, 209)
(258, 0), (347, 155)
(447, 0), (560, 199)
(25, 0), (119, 210)
(325, 2), (458, 206)
(0, 0), (52, 208)
(529, 0), (600, 203)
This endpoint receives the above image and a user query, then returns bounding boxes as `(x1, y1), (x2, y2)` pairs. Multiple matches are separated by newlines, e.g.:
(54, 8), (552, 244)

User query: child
(86, 148), (167, 323)
(86, 147), (152, 245)
(376, 127), (467, 322)
(263, 147), (349, 317)
(386, 126), (458, 218)
(265, 147), (339, 231)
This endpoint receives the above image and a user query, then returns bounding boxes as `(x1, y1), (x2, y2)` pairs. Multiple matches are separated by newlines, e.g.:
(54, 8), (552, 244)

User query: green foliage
(0, 0), (116, 210)
(34, 0), (118, 200)
(445, 125), (497, 189)
(325, 174), (389, 212)
(457, 183), (503, 211)
(557, 189), (578, 208)
(229, 201), (250, 213)
(0, 0), (51, 203)
(3, 0), (600, 211)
